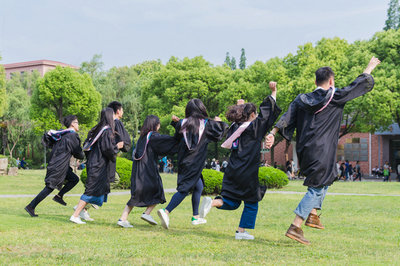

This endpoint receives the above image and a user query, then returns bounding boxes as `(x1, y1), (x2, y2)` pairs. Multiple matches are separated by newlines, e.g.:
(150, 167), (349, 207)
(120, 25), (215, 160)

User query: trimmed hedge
(80, 157), (133, 189)
(202, 166), (288, 195)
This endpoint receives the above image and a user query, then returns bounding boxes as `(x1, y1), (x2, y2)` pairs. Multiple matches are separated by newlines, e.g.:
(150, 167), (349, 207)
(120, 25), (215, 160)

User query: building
(3, 60), (78, 79)
(265, 123), (400, 176)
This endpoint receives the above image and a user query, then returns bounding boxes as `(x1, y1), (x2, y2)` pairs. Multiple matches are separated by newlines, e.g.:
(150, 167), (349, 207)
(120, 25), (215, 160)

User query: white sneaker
(191, 217), (207, 225)
(157, 209), (169, 229)
(141, 213), (157, 225)
(80, 210), (94, 221)
(70, 215), (86, 224)
(117, 219), (133, 228)
(199, 196), (212, 218)
(235, 231), (254, 240)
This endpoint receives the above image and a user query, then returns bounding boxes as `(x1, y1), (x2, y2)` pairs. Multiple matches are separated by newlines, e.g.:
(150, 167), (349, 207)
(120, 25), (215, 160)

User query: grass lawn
(0, 170), (399, 264)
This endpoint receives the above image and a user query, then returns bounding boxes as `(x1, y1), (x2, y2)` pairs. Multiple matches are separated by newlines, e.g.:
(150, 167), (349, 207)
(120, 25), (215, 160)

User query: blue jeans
(294, 186), (329, 220)
(218, 197), (258, 229)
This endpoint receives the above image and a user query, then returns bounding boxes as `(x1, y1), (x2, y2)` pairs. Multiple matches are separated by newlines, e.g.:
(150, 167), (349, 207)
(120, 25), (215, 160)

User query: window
(338, 138), (368, 161)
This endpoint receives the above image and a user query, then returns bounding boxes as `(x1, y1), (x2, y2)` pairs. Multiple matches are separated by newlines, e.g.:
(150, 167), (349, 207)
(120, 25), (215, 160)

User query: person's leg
(286, 186), (327, 245)
(120, 205), (134, 221)
(191, 179), (204, 218)
(238, 201), (258, 232)
(144, 204), (157, 215)
(58, 168), (79, 198)
(27, 186), (54, 209)
(165, 191), (188, 214)
(72, 200), (88, 218)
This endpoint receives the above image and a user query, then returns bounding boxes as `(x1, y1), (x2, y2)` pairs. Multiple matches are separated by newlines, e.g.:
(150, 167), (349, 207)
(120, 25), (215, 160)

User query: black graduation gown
(84, 129), (119, 196)
(221, 96), (281, 202)
(108, 119), (132, 182)
(44, 131), (84, 190)
(172, 119), (228, 193)
(127, 132), (178, 207)
(276, 73), (374, 188)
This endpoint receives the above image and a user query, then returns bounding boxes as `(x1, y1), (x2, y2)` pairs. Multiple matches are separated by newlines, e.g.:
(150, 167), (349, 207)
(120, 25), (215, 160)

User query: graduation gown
(127, 132), (178, 207)
(172, 119), (228, 193)
(108, 119), (132, 182)
(44, 131), (84, 190)
(276, 73), (374, 188)
(84, 129), (119, 196)
(221, 96), (281, 202)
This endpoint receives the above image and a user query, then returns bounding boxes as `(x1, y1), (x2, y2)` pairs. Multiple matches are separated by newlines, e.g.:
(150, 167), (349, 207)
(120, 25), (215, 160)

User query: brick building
(3, 60), (78, 79)
(264, 123), (400, 176)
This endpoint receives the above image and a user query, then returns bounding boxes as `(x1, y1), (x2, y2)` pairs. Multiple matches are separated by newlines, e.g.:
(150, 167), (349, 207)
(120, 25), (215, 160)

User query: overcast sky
(0, 0), (389, 69)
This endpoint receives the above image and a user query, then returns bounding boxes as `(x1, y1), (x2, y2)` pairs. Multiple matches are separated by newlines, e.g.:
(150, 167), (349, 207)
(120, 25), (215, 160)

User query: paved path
(1, 189), (400, 198)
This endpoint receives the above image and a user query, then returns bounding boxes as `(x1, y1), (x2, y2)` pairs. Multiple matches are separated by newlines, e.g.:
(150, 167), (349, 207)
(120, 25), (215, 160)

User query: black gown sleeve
(149, 133), (179, 156)
(101, 130), (118, 163)
(171, 120), (183, 140)
(205, 120), (229, 142)
(332, 74), (375, 105)
(252, 96), (281, 140)
(275, 96), (299, 141)
(70, 133), (85, 160)
(115, 120), (132, 152)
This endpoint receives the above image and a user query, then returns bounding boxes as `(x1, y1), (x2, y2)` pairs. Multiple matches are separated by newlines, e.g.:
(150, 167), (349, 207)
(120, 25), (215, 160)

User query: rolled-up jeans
(294, 186), (329, 220)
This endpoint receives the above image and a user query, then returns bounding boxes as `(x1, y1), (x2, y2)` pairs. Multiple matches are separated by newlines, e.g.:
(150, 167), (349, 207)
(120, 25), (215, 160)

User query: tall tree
(30, 66), (101, 134)
(384, 0), (400, 30)
(0, 58), (7, 117)
(79, 54), (104, 80)
(4, 72), (31, 158)
(239, 48), (247, 70)
(230, 57), (237, 70)
(224, 52), (231, 67)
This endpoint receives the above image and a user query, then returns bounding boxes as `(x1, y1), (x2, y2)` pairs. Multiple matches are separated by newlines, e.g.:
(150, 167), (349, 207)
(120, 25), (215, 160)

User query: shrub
(202, 166), (288, 195)
(80, 157), (133, 189)
(258, 166), (289, 189)
(202, 169), (224, 194)
(8, 157), (18, 168)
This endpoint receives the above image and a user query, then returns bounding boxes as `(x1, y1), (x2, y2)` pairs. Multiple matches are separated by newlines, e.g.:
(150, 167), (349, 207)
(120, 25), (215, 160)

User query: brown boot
(285, 224), (310, 245)
(305, 213), (324, 229)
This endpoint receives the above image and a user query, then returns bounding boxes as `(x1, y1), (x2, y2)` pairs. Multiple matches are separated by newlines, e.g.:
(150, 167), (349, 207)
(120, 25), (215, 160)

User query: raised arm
(333, 57), (380, 105)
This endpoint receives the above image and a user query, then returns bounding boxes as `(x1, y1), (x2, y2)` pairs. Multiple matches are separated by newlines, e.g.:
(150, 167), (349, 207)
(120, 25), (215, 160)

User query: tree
(0, 60), (7, 117)
(384, 0), (400, 30)
(79, 54), (104, 80)
(368, 29), (400, 129)
(30, 66), (102, 133)
(224, 52), (231, 67)
(230, 57), (237, 70)
(4, 72), (31, 158)
(239, 48), (246, 70)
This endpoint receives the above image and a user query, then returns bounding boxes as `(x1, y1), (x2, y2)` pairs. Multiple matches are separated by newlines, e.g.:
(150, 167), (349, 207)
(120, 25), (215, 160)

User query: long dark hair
(88, 107), (115, 139)
(226, 103), (256, 123)
(140, 115), (160, 137)
(180, 98), (208, 134)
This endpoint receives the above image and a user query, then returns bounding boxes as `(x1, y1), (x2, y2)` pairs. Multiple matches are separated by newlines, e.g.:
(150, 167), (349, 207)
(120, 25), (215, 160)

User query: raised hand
(117, 141), (124, 149)
(214, 116), (222, 122)
(237, 99), (245, 105)
(269, 81), (277, 92)
(265, 134), (275, 149)
(172, 115), (180, 122)
(364, 56), (381, 75)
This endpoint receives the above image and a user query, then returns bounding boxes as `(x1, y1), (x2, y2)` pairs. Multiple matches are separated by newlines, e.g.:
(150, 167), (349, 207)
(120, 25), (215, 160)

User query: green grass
(0, 170), (399, 264)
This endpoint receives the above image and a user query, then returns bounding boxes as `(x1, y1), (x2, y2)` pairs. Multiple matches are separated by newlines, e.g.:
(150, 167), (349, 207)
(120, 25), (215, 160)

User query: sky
(0, 0), (389, 69)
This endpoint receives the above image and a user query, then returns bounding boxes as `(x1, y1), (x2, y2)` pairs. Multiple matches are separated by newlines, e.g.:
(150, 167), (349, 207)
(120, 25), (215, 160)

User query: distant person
(273, 162), (278, 169)
(383, 161), (391, 182)
(345, 160), (350, 180)
(16, 157), (21, 168)
(215, 160), (221, 171)
(211, 158), (217, 170)
(353, 161), (361, 181)
(221, 160), (228, 172)
(20, 157), (27, 169)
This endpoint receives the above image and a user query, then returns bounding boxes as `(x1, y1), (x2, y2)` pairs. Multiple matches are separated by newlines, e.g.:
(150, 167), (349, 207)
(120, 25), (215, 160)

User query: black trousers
(28, 168), (79, 209)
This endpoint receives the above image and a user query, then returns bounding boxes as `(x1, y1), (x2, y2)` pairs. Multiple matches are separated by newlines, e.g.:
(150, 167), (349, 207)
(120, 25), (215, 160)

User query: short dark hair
(107, 101), (123, 113)
(315, 67), (335, 86)
(63, 115), (78, 128)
